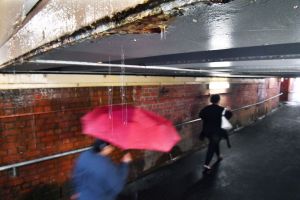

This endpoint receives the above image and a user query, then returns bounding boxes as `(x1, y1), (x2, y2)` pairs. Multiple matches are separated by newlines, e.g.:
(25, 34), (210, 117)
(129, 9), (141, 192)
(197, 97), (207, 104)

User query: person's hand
(226, 106), (232, 111)
(121, 153), (132, 163)
(70, 193), (79, 200)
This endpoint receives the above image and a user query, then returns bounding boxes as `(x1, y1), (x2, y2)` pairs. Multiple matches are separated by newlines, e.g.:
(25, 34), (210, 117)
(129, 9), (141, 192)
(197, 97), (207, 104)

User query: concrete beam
(0, 0), (149, 66)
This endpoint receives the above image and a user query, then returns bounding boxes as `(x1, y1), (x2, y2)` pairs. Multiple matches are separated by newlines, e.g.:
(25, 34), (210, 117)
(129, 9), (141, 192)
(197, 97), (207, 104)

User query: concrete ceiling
(2, 0), (300, 77)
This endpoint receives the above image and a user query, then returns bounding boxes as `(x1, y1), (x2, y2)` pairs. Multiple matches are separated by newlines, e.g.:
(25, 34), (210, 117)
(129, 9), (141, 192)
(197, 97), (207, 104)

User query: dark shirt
(199, 104), (233, 138)
(72, 149), (129, 200)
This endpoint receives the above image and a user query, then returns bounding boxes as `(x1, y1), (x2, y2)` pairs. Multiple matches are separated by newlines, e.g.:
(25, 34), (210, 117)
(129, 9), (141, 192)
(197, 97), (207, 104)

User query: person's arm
(118, 153), (132, 181)
(199, 108), (205, 119)
(199, 108), (206, 140)
(71, 160), (82, 200)
(101, 153), (131, 195)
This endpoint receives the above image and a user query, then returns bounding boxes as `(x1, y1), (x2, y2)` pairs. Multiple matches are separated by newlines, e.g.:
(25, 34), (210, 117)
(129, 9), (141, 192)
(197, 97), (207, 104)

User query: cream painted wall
(0, 74), (265, 89)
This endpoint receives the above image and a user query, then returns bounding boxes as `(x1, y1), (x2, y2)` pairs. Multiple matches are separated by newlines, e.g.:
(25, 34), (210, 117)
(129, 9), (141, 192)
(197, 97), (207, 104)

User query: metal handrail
(0, 147), (91, 174)
(0, 93), (282, 173)
(176, 92), (283, 127)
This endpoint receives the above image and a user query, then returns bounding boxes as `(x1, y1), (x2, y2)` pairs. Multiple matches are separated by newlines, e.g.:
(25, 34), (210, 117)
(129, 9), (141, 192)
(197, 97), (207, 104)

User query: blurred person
(71, 139), (132, 200)
(199, 94), (233, 172)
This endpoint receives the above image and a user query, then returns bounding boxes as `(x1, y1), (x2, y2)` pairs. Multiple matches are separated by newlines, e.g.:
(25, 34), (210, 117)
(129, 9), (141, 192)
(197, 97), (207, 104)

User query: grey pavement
(119, 102), (300, 200)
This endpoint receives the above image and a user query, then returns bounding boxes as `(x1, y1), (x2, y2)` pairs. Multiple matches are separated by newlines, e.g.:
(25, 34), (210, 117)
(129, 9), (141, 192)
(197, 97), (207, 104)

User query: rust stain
(1, 0), (233, 70)
(97, 13), (175, 37)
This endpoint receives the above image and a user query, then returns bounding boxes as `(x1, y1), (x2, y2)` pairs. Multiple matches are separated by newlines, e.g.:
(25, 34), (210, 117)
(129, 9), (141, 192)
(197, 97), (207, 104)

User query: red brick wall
(0, 78), (281, 200)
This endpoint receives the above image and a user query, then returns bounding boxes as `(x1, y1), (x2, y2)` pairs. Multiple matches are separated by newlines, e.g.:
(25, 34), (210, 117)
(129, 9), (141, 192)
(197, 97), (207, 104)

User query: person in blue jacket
(71, 139), (132, 200)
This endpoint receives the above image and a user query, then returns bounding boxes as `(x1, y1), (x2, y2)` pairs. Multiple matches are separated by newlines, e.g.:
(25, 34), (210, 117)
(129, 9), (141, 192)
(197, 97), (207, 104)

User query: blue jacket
(72, 149), (129, 200)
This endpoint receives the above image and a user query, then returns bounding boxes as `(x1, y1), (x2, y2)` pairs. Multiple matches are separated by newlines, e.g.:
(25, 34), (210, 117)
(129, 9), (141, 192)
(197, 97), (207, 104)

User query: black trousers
(204, 135), (221, 166)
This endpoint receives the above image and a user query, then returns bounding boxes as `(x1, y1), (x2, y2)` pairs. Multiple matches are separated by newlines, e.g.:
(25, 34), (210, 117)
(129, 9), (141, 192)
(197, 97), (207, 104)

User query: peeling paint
(0, 0), (149, 67)
(0, 0), (230, 70)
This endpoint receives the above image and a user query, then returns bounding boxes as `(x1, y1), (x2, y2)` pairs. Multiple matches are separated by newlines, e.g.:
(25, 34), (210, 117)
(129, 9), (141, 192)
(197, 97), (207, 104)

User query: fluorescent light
(208, 61), (232, 68)
(209, 82), (230, 90)
(28, 59), (211, 73)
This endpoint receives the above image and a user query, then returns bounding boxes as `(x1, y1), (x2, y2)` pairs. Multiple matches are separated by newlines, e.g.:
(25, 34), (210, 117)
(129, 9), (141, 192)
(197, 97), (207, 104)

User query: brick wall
(0, 78), (281, 200)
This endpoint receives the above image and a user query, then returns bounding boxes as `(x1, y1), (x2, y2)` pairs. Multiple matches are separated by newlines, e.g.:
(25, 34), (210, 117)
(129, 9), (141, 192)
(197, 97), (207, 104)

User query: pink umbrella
(81, 105), (181, 152)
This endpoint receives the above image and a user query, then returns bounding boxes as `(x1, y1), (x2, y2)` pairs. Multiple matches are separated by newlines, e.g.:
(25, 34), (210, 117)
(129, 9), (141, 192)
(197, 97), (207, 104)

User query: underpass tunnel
(1, 0), (300, 200)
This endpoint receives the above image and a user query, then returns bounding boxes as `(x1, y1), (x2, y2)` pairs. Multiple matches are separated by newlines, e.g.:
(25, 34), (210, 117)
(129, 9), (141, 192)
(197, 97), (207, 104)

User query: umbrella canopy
(81, 105), (181, 152)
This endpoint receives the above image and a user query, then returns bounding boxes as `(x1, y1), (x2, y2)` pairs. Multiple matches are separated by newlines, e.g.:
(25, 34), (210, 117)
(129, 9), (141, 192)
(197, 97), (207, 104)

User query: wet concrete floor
(119, 103), (300, 200)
